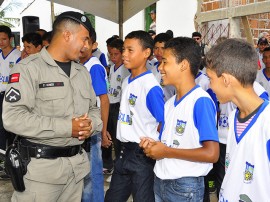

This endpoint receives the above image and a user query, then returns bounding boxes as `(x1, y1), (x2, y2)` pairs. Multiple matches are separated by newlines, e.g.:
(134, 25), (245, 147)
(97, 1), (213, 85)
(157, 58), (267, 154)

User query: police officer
(3, 11), (102, 201)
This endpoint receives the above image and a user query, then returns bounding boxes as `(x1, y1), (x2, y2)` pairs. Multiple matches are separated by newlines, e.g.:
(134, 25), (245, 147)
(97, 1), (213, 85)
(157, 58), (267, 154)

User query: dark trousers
(102, 102), (121, 170)
(213, 143), (226, 196)
(105, 142), (155, 202)
(204, 143), (226, 201)
(0, 92), (15, 151)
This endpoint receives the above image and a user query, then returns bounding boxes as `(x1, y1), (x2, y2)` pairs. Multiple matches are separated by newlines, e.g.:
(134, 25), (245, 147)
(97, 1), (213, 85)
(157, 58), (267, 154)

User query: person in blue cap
(2, 11), (102, 201)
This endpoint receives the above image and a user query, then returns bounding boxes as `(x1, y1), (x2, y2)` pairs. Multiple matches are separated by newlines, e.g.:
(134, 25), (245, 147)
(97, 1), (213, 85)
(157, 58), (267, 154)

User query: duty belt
(19, 139), (82, 159)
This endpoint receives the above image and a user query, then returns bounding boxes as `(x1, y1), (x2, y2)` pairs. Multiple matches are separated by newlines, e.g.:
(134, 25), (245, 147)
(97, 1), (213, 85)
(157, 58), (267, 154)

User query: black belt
(19, 139), (82, 159)
(122, 142), (139, 150)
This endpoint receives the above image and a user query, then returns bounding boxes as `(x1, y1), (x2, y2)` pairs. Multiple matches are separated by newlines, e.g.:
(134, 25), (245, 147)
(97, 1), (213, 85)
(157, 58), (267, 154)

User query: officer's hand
(72, 113), (92, 140)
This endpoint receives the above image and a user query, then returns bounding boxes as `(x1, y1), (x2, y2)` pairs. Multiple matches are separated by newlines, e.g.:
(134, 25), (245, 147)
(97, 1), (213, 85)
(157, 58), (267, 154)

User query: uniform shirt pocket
(36, 87), (66, 117)
(77, 89), (93, 114)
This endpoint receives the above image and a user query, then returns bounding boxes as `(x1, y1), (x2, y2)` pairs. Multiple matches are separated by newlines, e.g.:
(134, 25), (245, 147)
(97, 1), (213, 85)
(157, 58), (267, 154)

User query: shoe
(106, 175), (112, 183)
(0, 173), (10, 180)
(103, 168), (113, 175)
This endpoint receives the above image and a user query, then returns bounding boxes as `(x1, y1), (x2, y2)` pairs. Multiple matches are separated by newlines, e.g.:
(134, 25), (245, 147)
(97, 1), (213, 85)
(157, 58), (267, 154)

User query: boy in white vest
(140, 37), (219, 201)
(105, 30), (164, 202)
(206, 38), (270, 201)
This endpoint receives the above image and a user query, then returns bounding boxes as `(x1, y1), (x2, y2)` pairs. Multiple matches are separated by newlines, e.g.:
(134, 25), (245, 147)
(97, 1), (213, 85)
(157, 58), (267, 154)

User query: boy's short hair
(125, 30), (154, 57)
(206, 38), (257, 86)
(165, 37), (201, 78)
(192, 32), (202, 38)
(165, 30), (174, 38)
(42, 31), (52, 43)
(0, 25), (12, 38)
(109, 38), (124, 53)
(106, 35), (118, 46)
(22, 32), (42, 47)
(154, 33), (172, 44)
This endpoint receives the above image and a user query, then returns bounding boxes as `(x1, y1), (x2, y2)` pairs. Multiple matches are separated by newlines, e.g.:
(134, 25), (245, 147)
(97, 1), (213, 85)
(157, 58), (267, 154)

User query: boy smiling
(140, 37), (219, 202)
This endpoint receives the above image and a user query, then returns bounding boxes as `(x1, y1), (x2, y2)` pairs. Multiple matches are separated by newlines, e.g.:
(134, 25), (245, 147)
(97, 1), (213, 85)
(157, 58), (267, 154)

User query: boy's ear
(179, 59), (189, 72)
(221, 73), (231, 87)
(144, 48), (151, 59)
(92, 42), (98, 50)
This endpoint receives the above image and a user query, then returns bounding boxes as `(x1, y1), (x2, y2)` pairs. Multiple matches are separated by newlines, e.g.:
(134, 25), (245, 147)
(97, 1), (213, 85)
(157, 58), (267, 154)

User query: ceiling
(49, 0), (158, 24)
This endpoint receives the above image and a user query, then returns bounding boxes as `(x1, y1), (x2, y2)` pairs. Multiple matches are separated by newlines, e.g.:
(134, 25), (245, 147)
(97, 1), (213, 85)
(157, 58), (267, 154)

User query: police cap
(56, 11), (93, 33)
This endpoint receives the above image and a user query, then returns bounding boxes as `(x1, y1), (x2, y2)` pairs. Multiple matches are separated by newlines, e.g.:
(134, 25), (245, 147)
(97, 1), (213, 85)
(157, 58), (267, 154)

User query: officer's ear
(63, 30), (72, 42)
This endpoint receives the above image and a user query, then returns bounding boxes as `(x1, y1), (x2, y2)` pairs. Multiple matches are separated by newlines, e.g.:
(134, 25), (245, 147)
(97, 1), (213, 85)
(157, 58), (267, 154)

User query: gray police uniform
(3, 48), (102, 201)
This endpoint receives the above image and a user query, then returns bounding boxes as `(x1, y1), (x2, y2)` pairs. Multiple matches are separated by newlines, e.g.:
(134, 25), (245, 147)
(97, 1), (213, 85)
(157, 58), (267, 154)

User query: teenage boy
(102, 39), (130, 175)
(152, 33), (175, 101)
(105, 30), (164, 202)
(79, 28), (111, 202)
(21, 32), (42, 59)
(256, 46), (270, 95)
(214, 81), (268, 197)
(140, 37), (219, 202)
(206, 38), (270, 201)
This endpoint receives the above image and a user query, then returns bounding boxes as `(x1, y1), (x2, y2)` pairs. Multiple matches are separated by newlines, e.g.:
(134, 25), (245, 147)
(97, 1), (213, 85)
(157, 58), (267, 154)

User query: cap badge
(81, 16), (86, 22)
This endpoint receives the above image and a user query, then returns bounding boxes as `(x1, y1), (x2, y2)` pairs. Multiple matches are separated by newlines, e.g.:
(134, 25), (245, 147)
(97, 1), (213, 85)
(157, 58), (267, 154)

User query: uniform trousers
(11, 161), (83, 202)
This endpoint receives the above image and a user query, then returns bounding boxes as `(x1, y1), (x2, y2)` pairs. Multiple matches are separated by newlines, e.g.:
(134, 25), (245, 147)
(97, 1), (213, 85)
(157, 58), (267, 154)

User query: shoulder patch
(5, 87), (21, 103)
(9, 73), (20, 83)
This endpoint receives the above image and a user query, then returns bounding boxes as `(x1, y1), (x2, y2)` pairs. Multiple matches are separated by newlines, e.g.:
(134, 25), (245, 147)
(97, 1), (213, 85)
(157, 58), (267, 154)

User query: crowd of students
(0, 11), (270, 201)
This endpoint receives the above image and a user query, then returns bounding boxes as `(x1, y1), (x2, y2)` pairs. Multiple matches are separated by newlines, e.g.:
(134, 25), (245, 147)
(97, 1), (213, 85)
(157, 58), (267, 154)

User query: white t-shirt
(108, 63), (130, 104)
(83, 56), (108, 107)
(0, 48), (21, 92)
(219, 101), (270, 201)
(117, 71), (164, 143)
(154, 85), (219, 180)
(256, 68), (270, 95)
(218, 81), (268, 144)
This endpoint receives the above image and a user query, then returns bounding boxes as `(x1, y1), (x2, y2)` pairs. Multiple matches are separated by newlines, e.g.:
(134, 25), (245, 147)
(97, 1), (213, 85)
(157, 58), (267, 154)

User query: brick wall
(200, 0), (270, 41)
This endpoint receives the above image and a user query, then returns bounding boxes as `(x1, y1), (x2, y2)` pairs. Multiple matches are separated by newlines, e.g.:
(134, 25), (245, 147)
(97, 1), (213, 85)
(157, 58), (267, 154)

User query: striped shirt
(236, 114), (255, 138)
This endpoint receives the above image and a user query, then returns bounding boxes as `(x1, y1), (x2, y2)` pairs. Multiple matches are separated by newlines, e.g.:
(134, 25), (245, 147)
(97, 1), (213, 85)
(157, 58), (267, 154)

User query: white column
(229, 17), (241, 38)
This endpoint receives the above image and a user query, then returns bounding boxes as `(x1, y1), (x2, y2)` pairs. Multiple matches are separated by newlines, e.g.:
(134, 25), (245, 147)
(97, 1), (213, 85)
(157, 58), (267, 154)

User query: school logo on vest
(128, 93), (137, 106)
(175, 120), (186, 135)
(118, 110), (133, 125)
(172, 139), (180, 148)
(219, 114), (228, 128)
(225, 153), (230, 172)
(9, 62), (14, 68)
(239, 194), (252, 202)
(116, 75), (121, 82)
(244, 162), (254, 184)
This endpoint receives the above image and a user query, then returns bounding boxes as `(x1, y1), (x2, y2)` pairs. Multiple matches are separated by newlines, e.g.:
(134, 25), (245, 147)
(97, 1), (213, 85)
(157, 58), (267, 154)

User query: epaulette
(18, 54), (40, 65)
